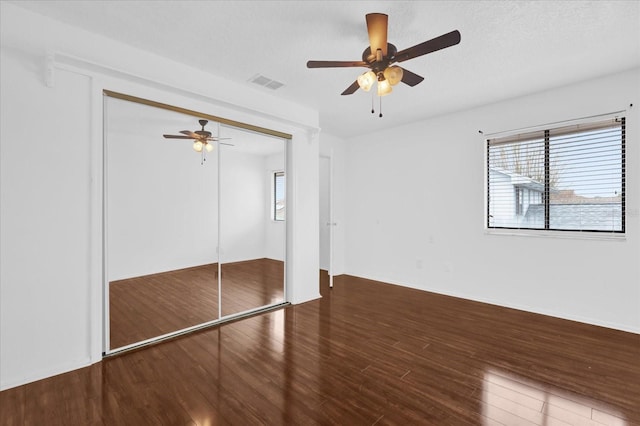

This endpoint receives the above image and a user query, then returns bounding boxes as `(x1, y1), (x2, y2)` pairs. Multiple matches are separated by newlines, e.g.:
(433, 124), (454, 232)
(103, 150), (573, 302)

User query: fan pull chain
(371, 91), (375, 114)
(379, 96), (383, 118)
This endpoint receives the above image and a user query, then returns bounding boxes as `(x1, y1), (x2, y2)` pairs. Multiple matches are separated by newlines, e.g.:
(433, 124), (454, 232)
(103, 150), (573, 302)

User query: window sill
(485, 228), (626, 241)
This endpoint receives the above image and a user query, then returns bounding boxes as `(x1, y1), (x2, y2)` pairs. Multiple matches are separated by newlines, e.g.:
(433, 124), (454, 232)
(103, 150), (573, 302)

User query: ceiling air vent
(248, 74), (285, 90)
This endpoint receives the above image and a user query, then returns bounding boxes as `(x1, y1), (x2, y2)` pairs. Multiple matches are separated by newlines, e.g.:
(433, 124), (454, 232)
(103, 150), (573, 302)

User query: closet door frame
(102, 90), (291, 356)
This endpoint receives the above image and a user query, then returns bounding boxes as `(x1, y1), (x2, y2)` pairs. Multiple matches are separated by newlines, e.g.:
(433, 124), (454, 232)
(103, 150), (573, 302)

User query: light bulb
(205, 142), (214, 152)
(357, 71), (376, 92)
(377, 79), (392, 96)
(383, 65), (403, 86)
(193, 140), (203, 152)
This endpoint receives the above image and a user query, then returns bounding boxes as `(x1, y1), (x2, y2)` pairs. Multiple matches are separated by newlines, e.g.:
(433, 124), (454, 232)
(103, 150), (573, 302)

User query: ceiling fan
(163, 119), (232, 153)
(306, 13), (461, 115)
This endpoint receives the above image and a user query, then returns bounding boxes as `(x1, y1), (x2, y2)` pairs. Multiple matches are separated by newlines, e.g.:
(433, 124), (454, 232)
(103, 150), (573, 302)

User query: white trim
(101, 90), (110, 355)
(328, 150), (334, 289)
(90, 77), (105, 361)
(349, 272), (640, 335)
(1, 358), (93, 391)
(485, 228), (626, 241)
(282, 142), (288, 302)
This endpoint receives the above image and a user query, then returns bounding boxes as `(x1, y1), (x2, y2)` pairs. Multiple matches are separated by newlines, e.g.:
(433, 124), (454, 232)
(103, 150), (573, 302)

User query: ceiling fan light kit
(377, 78), (392, 97)
(193, 140), (203, 152)
(163, 119), (231, 164)
(306, 12), (460, 117)
(357, 70), (376, 92)
(383, 65), (403, 86)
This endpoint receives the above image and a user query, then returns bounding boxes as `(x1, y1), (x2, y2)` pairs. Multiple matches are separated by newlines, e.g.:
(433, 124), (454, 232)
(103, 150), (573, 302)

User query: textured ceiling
(8, 0), (640, 138)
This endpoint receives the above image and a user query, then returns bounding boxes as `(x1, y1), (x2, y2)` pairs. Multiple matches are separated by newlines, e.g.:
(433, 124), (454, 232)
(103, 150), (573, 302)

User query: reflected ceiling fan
(306, 13), (461, 116)
(163, 119), (233, 154)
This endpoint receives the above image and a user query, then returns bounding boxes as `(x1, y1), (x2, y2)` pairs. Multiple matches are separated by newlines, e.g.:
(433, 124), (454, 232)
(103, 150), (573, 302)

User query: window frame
(485, 115), (625, 238)
(272, 170), (285, 222)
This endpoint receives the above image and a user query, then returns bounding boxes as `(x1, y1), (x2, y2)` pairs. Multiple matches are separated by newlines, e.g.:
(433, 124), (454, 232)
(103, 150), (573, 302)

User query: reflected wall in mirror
(218, 126), (286, 317)
(105, 96), (219, 350)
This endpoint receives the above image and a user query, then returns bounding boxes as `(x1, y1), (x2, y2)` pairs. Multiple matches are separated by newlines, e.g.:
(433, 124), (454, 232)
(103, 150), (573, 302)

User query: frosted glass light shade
(205, 142), (214, 152)
(383, 66), (403, 86)
(377, 79), (392, 96)
(357, 71), (376, 92)
(193, 140), (204, 152)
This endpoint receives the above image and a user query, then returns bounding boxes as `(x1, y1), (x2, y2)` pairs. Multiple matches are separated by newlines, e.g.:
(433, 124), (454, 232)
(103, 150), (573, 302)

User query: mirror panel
(105, 96), (219, 350)
(219, 125), (286, 318)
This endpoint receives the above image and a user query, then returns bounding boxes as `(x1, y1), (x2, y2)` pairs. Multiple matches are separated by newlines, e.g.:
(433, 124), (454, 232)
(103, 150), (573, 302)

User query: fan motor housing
(362, 43), (398, 73)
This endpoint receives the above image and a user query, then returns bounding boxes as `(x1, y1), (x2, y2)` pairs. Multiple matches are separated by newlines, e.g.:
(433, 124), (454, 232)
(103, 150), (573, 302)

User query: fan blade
(204, 137), (232, 141)
(341, 80), (360, 96)
(399, 67), (424, 86)
(163, 134), (193, 139)
(220, 142), (235, 146)
(394, 30), (461, 63)
(179, 130), (201, 138)
(366, 13), (388, 57)
(307, 60), (368, 68)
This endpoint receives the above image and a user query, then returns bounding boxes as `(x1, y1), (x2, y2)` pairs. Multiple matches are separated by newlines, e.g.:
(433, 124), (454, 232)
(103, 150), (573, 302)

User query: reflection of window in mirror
(273, 171), (285, 221)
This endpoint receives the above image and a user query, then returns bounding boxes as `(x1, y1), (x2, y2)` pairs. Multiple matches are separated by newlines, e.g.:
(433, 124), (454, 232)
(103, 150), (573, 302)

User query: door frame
(320, 153), (334, 288)
(102, 90), (292, 355)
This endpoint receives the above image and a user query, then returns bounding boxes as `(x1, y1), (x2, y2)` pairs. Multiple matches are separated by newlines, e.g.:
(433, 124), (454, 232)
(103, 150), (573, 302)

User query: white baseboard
(344, 272), (640, 335)
(0, 357), (96, 391)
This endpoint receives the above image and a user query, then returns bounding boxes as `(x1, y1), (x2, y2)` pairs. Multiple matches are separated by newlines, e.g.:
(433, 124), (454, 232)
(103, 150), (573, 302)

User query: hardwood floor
(109, 259), (284, 349)
(2, 272), (639, 425)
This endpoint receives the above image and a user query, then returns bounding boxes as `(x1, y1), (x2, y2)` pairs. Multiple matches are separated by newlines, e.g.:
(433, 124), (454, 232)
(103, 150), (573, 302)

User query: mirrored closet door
(104, 93), (287, 353)
(218, 126), (286, 318)
(105, 96), (220, 350)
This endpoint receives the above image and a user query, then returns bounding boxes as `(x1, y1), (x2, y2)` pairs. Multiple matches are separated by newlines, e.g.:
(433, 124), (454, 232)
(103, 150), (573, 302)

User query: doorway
(319, 155), (333, 288)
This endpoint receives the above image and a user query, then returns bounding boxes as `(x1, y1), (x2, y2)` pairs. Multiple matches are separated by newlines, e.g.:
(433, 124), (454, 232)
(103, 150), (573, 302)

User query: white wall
(344, 68), (640, 333)
(0, 51), (94, 392)
(0, 3), (320, 390)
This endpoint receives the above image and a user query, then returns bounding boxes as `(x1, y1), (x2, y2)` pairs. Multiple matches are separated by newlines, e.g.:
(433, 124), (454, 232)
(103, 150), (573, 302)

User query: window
(487, 117), (624, 233)
(273, 171), (285, 221)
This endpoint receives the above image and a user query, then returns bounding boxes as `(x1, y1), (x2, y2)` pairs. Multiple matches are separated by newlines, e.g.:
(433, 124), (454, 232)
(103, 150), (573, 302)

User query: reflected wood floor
(109, 258), (284, 349)
(2, 272), (639, 425)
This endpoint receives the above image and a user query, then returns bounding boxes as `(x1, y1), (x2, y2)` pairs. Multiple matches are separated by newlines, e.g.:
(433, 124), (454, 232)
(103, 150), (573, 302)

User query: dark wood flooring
(109, 258), (284, 349)
(2, 272), (639, 425)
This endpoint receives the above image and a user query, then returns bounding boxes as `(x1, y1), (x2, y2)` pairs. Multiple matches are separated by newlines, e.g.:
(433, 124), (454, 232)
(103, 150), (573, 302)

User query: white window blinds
(487, 117), (625, 233)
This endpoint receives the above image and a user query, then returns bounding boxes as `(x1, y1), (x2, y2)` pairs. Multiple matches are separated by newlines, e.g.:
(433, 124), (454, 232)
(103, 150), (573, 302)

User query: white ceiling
(8, 0), (640, 138)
